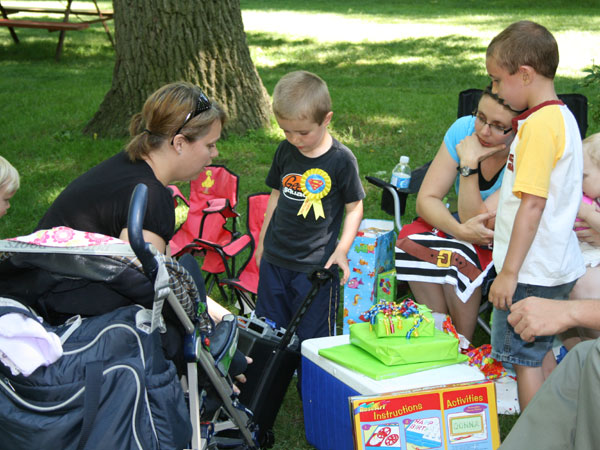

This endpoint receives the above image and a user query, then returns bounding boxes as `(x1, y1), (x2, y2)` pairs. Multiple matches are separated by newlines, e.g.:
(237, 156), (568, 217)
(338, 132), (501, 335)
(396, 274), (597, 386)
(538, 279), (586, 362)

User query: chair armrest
(192, 234), (252, 258)
(168, 185), (190, 208)
(204, 198), (240, 218)
(203, 198), (228, 212)
(365, 176), (408, 232)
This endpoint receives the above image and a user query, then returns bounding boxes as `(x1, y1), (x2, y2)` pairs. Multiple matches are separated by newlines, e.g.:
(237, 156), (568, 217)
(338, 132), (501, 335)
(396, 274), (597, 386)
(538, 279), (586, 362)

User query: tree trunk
(84, 0), (271, 137)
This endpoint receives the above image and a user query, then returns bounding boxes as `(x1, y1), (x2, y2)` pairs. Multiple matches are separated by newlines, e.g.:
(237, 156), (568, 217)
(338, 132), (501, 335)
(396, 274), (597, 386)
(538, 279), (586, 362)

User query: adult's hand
(456, 134), (506, 168)
(458, 211), (495, 245)
(508, 297), (572, 342)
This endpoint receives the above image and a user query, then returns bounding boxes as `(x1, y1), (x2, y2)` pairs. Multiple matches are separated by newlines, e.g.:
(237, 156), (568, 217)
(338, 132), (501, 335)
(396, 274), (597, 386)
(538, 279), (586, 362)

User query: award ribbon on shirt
(297, 168), (331, 220)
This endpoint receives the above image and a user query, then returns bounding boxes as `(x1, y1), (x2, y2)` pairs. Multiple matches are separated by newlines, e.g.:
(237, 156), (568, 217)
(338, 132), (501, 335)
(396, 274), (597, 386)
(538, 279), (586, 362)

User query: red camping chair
(169, 165), (251, 299)
(221, 193), (270, 315)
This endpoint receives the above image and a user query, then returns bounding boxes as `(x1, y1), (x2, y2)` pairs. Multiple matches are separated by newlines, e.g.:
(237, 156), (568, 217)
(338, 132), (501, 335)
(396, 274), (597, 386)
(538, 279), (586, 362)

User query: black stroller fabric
(0, 302), (192, 450)
(0, 225), (258, 449)
(0, 250), (200, 373)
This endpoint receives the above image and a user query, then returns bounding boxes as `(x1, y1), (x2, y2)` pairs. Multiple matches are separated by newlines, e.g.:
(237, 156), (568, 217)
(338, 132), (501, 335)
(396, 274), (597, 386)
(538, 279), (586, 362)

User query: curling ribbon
(363, 299), (426, 339)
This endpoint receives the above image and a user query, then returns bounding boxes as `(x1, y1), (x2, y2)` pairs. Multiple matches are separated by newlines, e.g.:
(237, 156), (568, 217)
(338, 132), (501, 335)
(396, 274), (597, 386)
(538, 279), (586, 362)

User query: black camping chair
(457, 89), (588, 138)
(369, 89), (588, 233)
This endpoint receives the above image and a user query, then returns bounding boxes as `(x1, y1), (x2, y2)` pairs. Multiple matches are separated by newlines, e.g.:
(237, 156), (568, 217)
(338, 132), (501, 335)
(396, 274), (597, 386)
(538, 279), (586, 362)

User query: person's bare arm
(325, 200), (363, 285)
(417, 141), (495, 245)
(119, 228), (166, 254)
(417, 142), (467, 236)
(482, 190), (500, 230)
(509, 297), (600, 342)
(489, 193), (546, 310)
(255, 189), (279, 267)
(456, 134), (506, 223)
(206, 296), (232, 323)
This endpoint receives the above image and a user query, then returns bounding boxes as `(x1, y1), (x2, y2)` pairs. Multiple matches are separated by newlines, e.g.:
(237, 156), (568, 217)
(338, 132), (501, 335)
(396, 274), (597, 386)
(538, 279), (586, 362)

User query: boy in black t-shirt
(255, 70), (365, 343)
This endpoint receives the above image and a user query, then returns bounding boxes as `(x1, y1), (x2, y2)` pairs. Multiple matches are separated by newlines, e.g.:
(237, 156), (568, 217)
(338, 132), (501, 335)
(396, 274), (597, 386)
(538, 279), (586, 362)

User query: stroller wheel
(259, 429), (275, 448)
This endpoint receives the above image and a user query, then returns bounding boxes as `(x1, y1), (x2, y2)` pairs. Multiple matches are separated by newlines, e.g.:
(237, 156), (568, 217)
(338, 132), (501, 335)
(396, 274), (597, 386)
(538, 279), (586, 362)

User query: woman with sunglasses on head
(395, 85), (520, 342)
(35, 82), (251, 375)
(38, 81), (223, 255)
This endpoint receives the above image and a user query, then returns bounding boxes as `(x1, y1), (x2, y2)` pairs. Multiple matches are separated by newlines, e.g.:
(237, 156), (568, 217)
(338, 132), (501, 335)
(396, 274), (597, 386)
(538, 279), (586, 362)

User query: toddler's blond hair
(583, 133), (600, 168)
(0, 156), (19, 193)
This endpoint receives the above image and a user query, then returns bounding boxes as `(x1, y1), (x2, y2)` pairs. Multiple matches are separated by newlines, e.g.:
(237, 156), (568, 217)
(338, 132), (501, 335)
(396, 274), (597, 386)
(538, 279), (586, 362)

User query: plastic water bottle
(390, 155), (411, 189)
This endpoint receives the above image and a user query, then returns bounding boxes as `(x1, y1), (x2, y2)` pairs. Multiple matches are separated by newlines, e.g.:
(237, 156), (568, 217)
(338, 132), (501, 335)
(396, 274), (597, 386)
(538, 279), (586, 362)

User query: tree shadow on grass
(0, 25), (114, 65)
(249, 32), (487, 89)
(241, 0), (600, 26)
(247, 30), (594, 171)
(240, 0), (598, 24)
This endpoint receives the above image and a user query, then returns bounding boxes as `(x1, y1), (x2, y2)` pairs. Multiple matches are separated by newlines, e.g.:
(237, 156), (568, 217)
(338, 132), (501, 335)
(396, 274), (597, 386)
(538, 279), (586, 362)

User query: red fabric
(398, 217), (446, 239)
(223, 235), (252, 257)
(169, 166), (240, 275)
(168, 185), (189, 208)
(230, 193), (270, 294)
(397, 217), (492, 269)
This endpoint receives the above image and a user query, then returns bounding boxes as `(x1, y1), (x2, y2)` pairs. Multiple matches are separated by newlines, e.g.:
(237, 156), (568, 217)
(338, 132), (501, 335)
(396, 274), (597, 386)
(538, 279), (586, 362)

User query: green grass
(1, 1), (599, 448)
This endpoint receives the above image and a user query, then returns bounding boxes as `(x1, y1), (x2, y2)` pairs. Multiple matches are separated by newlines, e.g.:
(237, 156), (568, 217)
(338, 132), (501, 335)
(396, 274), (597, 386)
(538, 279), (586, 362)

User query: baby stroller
(0, 184), (258, 450)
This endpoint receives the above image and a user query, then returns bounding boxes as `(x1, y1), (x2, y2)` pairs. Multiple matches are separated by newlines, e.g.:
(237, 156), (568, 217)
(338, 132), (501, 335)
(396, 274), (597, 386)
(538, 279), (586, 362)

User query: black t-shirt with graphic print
(36, 151), (174, 243)
(263, 138), (365, 273)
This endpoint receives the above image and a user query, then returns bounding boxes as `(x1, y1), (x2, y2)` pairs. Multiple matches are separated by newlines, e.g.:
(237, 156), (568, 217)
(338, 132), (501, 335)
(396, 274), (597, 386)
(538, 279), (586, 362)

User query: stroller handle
(128, 183), (159, 278)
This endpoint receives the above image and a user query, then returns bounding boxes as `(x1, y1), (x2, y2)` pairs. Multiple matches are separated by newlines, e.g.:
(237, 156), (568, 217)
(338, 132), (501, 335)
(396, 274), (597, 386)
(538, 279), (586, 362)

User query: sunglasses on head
(171, 91), (211, 145)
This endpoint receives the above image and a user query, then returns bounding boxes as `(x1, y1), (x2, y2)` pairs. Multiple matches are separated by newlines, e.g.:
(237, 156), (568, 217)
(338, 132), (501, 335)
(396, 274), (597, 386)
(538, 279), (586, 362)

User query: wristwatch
(457, 165), (479, 177)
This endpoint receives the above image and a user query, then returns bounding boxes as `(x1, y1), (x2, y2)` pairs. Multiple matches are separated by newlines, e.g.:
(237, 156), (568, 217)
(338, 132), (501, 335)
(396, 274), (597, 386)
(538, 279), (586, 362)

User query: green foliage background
(0, 1), (598, 447)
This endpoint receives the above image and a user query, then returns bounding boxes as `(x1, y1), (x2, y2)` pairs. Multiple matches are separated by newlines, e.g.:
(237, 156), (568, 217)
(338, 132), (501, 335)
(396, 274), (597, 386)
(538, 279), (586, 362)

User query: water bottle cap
(400, 155), (409, 164)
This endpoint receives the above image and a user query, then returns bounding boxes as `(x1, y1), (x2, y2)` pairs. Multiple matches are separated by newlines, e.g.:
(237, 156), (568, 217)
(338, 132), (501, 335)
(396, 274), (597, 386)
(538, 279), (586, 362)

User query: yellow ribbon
(297, 168), (331, 219)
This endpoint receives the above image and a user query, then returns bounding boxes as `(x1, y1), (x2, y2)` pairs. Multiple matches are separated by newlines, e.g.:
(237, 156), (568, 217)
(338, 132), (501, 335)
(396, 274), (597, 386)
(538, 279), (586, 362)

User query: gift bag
(343, 219), (396, 334)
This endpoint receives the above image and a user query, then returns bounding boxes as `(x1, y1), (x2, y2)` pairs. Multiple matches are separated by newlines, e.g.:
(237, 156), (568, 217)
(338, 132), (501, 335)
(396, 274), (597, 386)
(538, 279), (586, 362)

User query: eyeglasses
(171, 91), (212, 145)
(474, 111), (512, 135)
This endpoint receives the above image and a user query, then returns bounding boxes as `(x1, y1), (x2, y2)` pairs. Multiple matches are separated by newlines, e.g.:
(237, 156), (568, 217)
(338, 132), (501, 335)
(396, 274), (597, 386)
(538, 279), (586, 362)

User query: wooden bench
(0, 1), (113, 60)
(0, 18), (89, 31)
(1, 6), (112, 17)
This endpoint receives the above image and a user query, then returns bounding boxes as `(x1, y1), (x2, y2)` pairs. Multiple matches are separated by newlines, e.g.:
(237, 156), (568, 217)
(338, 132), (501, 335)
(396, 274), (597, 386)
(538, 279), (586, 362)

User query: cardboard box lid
(357, 219), (395, 238)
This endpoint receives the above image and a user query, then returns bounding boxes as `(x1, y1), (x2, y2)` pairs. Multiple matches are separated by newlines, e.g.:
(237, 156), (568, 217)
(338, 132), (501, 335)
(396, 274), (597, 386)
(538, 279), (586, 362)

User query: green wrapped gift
(362, 300), (434, 338)
(319, 344), (468, 380)
(350, 322), (459, 366)
(373, 305), (434, 338)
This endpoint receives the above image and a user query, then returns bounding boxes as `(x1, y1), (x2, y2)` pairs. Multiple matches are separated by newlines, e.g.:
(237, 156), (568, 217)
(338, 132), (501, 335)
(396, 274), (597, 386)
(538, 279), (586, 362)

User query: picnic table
(0, 0), (114, 60)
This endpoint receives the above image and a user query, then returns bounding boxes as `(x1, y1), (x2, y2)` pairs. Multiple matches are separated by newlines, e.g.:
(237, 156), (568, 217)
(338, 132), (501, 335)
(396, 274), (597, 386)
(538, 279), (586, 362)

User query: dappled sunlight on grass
(0, 3), (598, 448)
(333, 114), (411, 147)
(243, 10), (600, 75)
(39, 186), (66, 209)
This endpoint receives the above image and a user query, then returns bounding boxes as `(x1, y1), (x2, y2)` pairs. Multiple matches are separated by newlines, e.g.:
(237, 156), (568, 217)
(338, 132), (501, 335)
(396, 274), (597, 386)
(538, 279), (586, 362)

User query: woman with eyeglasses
(395, 85), (520, 341)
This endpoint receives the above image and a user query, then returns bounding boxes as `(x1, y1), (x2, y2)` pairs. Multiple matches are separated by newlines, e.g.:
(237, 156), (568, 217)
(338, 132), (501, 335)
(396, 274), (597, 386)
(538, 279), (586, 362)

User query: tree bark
(84, 0), (271, 137)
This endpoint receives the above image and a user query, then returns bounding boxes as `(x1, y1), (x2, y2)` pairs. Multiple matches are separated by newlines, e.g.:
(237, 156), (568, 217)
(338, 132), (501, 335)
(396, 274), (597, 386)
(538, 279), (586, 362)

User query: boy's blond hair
(0, 156), (19, 193)
(583, 132), (600, 167)
(272, 71), (331, 124)
(487, 20), (559, 79)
